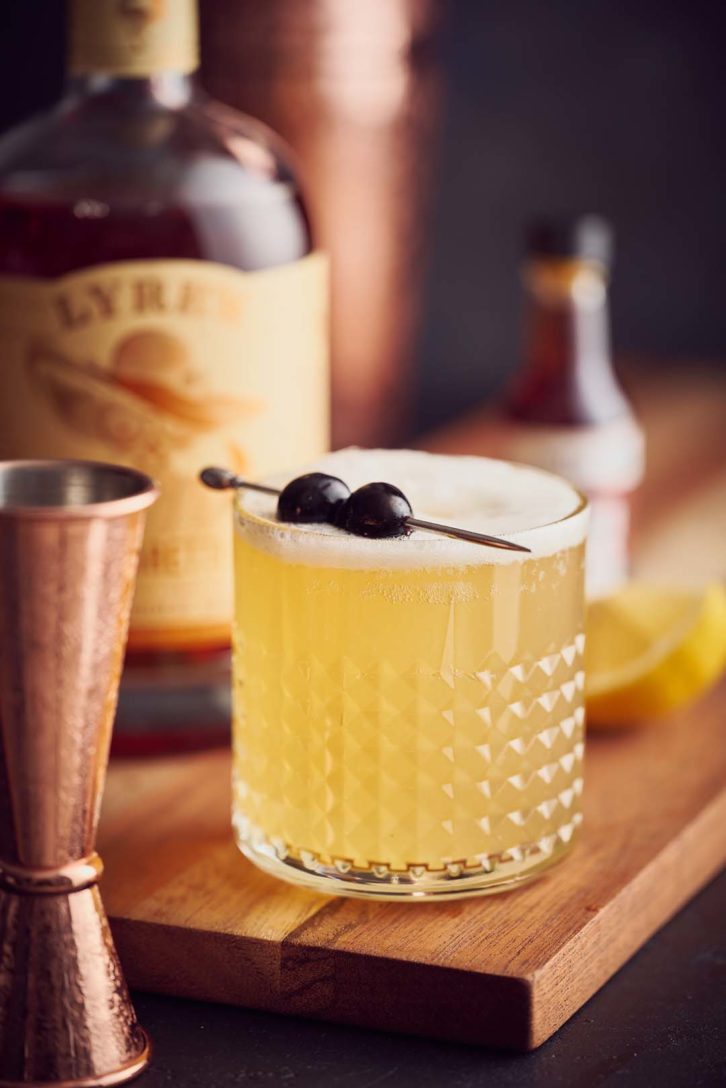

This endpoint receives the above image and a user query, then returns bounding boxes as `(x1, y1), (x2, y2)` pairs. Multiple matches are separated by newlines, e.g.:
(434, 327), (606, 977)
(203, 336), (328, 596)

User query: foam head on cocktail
(229, 449), (588, 900)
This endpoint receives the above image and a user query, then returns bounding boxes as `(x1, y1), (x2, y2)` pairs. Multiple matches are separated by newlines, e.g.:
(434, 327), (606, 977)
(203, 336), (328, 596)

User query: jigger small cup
(0, 460), (158, 1088)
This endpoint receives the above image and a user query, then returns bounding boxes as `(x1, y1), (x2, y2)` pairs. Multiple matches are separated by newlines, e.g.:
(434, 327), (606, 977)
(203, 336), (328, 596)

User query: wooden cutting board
(99, 367), (726, 1050)
(100, 690), (725, 1051)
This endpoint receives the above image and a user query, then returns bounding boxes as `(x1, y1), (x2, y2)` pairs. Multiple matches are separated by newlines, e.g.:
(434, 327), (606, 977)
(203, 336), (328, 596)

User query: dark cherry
(340, 482), (413, 538)
(277, 472), (351, 524)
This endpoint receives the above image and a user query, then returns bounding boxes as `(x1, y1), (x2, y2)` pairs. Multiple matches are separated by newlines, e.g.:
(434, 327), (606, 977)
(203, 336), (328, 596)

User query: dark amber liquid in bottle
(506, 259), (630, 426)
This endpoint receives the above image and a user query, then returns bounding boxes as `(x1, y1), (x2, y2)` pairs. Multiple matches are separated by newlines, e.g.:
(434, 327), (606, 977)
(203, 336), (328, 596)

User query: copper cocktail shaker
(200, 0), (444, 448)
(0, 460), (157, 1086)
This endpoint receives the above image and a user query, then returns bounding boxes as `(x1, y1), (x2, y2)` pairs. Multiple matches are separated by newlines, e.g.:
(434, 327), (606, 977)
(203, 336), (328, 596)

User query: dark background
(416, 0), (726, 428)
(1, 0), (725, 432)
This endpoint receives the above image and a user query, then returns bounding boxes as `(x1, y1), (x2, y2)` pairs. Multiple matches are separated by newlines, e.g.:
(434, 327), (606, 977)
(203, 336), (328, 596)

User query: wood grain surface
(100, 367), (726, 1050)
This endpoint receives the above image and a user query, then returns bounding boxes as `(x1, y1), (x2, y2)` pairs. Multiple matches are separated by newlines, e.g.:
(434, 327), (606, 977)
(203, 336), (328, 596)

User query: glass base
(233, 817), (582, 901)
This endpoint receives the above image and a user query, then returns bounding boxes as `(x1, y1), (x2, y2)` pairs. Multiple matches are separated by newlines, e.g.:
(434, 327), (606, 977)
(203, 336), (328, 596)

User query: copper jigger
(0, 461), (157, 1087)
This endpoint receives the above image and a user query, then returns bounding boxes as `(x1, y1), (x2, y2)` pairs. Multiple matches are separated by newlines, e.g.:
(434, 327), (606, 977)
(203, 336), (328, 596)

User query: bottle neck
(65, 71), (194, 110)
(507, 259), (630, 426)
(67, 0), (199, 87)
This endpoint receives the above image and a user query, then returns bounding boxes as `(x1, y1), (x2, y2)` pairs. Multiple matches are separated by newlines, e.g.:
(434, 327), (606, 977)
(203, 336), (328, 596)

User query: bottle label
(69, 0), (199, 77)
(494, 415), (645, 494)
(585, 493), (632, 599)
(0, 255), (329, 646)
(483, 414), (645, 598)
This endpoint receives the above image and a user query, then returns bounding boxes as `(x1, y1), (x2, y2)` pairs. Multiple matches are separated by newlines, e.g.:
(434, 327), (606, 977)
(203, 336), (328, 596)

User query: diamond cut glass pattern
(233, 518), (586, 899)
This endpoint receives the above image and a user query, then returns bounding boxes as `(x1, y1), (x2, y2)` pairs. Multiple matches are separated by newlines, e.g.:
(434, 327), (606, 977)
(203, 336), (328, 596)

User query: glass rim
(0, 459), (159, 520)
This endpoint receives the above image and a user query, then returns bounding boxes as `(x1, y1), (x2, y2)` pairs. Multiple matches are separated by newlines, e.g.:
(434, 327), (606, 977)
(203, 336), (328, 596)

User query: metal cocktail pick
(200, 466), (532, 554)
(0, 460), (158, 1087)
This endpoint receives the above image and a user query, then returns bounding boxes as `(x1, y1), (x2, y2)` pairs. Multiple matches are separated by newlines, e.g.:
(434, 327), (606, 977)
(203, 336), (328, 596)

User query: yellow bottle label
(69, 0), (199, 77)
(0, 255), (329, 647)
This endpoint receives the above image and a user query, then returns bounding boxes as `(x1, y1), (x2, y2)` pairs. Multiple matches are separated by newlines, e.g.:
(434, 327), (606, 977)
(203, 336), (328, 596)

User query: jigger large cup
(0, 460), (158, 1087)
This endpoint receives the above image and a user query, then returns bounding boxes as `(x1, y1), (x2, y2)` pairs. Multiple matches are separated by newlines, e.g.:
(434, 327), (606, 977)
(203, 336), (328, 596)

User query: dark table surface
(131, 869), (725, 1088)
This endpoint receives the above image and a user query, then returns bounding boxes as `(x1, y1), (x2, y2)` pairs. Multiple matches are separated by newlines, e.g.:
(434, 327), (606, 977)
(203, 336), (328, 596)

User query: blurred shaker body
(201, 0), (443, 447)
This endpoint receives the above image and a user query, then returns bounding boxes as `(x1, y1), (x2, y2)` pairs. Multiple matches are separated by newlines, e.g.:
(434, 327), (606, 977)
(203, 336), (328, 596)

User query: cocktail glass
(231, 450), (588, 900)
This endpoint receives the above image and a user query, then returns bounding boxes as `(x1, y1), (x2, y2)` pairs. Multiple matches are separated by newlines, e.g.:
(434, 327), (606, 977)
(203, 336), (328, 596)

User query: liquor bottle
(0, 0), (329, 750)
(497, 216), (644, 597)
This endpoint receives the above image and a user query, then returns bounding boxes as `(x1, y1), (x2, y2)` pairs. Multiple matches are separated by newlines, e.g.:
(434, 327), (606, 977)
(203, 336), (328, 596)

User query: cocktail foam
(235, 448), (588, 568)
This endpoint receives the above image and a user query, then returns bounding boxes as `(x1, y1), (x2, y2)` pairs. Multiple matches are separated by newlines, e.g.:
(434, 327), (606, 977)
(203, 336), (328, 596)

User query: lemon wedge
(586, 583), (726, 726)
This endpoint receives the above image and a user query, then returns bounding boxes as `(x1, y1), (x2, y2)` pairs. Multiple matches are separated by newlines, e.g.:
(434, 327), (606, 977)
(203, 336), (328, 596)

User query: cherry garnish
(277, 472), (350, 525)
(338, 482), (413, 538)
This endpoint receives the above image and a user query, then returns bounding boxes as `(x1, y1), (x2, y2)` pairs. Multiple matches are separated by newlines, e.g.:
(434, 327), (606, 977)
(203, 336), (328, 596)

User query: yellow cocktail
(232, 449), (588, 898)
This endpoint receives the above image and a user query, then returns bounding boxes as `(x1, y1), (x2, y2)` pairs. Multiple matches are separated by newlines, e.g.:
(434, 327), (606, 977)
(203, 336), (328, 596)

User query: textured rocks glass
(232, 450), (588, 900)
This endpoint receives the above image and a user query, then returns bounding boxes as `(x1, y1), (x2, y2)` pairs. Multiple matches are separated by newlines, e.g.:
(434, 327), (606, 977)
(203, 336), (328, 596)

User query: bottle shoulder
(505, 370), (633, 426)
(0, 87), (305, 209)
(0, 88), (313, 274)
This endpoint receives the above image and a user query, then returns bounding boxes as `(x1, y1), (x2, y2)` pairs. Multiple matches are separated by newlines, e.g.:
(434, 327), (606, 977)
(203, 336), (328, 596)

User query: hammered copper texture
(0, 461), (156, 1087)
(0, 888), (147, 1084)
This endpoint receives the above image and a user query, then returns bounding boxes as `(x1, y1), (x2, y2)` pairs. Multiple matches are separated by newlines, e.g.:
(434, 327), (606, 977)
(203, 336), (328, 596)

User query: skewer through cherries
(200, 466), (531, 553)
